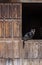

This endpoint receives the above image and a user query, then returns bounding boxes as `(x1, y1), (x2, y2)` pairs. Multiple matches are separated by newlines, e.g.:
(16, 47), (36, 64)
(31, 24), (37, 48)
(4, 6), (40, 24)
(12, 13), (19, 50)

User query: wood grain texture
(0, 42), (6, 58)
(1, 4), (9, 18)
(20, 0), (31, 2)
(13, 40), (20, 58)
(0, 59), (5, 65)
(32, 0), (42, 1)
(0, 4), (21, 19)
(5, 42), (13, 58)
(0, 21), (4, 38)
(0, 5), (1, 18)
(9, 4), (21, 18)
(13, 20), (21, 37)
(11, 0), (20, 2)
(21, 40), (39, 59)
(38, 42), (42, 59)
(4, 21), (12, 38)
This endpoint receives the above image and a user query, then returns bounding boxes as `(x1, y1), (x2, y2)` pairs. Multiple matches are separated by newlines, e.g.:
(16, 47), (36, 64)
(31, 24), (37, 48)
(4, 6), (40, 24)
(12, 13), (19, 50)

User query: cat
(23, 29), (35, 48)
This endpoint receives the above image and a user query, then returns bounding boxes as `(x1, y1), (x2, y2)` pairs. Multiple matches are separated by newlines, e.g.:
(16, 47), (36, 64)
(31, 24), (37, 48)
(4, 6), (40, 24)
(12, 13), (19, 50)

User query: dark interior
(22, 3), (42, 39)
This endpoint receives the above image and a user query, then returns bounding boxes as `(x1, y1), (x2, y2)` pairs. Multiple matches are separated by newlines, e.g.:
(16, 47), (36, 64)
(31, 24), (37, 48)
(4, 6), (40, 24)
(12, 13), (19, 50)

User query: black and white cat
(23, 29), (35, 48)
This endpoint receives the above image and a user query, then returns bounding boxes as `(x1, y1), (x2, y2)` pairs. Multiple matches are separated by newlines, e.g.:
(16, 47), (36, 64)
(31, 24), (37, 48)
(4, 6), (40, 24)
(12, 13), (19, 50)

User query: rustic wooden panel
(40, 60), (42, 65)
(32, 42), (38, 58)
(0, 59), (5, 65)
(32, 60), (39, 65)
(17, 5), (21, 18)
(19, 40), (23, 58)
(19, 59), (23, 65)
(1, 4), (9, 18)
(23, 42), (29, 58)
(20, 0), (31, 2)
(27, 60), (30, 65)
(0, 21), (4, 38)
(13, 40), (20, 58)
(11, 0), (20, 2)
(5, 59), (13, 65)
(28, 43), (33, 58)
(0, 42), (6, 58)
(13, 20), (21, 37)
(22, 41), (39, 59)
(14, 59), (20, 65)
(4, 21), (12, 38)
(0, 5), (1, 18)
(23, 59), (28, 65)
(5, 42), (13, 58)
(32, 0), (42, 1)
(38, 42), (42, 59)
(9, 4), (17, 18)
(9, 4), (21, 18)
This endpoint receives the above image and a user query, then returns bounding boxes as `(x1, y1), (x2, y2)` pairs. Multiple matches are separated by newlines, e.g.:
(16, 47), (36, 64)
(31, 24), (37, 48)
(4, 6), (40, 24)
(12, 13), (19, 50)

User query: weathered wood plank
(9, 4), (21, 18)
(0, 5), (1, 18)
(0, 43), (6, 58)
(1, 4), (9, 18)
(23, 59), (28, 65)
(5, 42), (13, 58)
(11, 0), (20, 2)
(40, 60), (42, 65)
(5, 59), (13, 65)
(32, 0), (42, 1)
(0, 59), (5, 65)
(0, 21), (4, 38)
(4, 21), (12, 38)
(32, 59), (39, 65)
(38, 42), (42, 59)
(20, 0), (31, 2)
(9, 4), (17, 18)
(23, 43), (29, 58)
(21, 40), (39, 59)
(13, 20), (21, 37)
(13, 40), (20, 58)
(32, 42), (38, 58)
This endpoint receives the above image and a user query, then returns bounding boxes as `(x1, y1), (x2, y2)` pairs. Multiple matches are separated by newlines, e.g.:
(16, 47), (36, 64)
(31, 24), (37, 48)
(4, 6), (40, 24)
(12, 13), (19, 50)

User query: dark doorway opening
(22, 3), (42, 39)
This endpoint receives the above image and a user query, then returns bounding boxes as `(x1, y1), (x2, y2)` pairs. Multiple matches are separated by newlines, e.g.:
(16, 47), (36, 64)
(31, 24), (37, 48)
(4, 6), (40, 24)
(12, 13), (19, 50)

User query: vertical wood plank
(32, 60), (39, 65)
(28, 42), (33, 58)
(14, 59), (19, 65)
(13, 40), (20, 58)
(0, 59), (5, 65)
(4, 21), (12, 38)
(32, 0), (42, 1)
(24, 42), (29, 58)
(5, 42), (13, 58)
(38, 43), (42, 59)
(32, 42), (38, 58)
(29, 60), (33, 65)
(13, 20), (21, 37)
(17, 5), (21, 18)
(23, 59), (28, 65)
(40, 60), (42, 65)
(19, 40), (23, 58)
(0, 21), (4, 38)
(0, 5), (1, 18)
(1, 4), (9, 18)
(11, 0), (20, 2)
(0, 42), (6, 58)
(9, 4), (17, 18)
(20, 59), (23, 65)
(5, 59), (13, 65)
